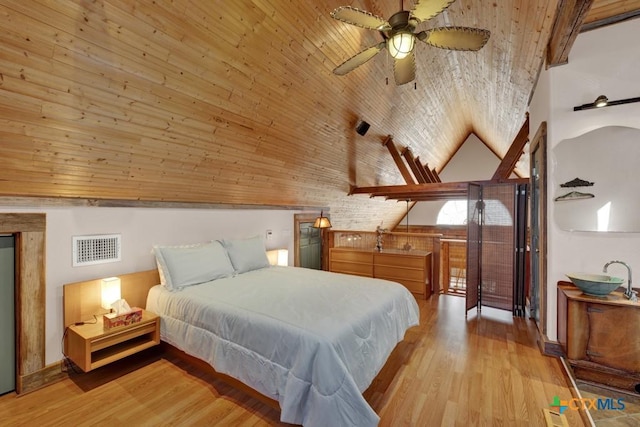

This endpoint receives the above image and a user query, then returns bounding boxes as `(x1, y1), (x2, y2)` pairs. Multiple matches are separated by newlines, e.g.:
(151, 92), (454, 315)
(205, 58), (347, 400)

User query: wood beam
(349, 177), (530, 201)
(430, 166), (442, 183)
(547, 0), (595, 67)
(383, 136), (416, 185)
(402, 148), (429, 183)
(492, 114), (530, 180)
(350, 182), (469, 200)
(415, 157), (436, 183)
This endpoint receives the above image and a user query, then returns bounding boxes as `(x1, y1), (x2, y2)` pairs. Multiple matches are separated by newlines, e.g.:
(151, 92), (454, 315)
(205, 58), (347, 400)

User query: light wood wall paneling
(0, 0), (578, 229)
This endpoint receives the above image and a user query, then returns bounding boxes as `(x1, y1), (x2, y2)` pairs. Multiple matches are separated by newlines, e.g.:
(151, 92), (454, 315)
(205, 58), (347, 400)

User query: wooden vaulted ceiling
(0, 0), (637, 229)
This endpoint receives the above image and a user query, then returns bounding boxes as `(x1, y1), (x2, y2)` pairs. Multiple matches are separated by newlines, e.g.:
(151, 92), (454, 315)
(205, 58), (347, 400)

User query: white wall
(404, 133), (502, 225)
(530, 18), (640, 340)
(0, 205), (303, 364)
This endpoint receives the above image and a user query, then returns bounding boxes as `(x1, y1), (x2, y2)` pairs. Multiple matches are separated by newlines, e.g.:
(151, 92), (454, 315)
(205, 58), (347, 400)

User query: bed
(146, 237), (420, 427)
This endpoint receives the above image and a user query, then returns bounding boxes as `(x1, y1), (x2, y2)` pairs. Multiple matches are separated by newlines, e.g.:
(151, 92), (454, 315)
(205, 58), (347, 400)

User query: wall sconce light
(267, 249), (289, 266)
(312, 211), (332, 229)
(574, 94), (640, 111)
(101, 277), (121, 311)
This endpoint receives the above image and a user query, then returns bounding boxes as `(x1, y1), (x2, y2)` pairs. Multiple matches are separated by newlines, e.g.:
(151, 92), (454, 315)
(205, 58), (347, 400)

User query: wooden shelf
(65, 310), (160, 372)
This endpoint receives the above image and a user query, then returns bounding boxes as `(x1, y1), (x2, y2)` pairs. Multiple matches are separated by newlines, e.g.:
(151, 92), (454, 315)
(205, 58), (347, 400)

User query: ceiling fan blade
(331, 6), (390, 30)
(394, 52), (416, 86)
(418, 27), (490, 51)
(333, 42), (385, 75)
(411, 0), (456, 22)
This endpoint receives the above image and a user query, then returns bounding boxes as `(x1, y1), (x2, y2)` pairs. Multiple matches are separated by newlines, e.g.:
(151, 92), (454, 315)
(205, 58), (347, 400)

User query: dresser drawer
(374, 265), (425, 282)
(393, 279), (426, 295)
(329, 248), (432, 299)
(331, 261), (373, 277)
(374, 253), (425, 269)
(330, 248), (373, 264)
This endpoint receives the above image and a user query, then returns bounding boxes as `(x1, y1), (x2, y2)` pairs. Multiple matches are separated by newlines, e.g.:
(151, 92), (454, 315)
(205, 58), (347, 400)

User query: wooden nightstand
(64, 310), (160, 372)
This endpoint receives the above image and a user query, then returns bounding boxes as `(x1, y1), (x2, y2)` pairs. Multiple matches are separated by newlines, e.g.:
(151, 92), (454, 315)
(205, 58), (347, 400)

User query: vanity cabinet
(557, 282), (640, 393)
(329, 248), (432, 299)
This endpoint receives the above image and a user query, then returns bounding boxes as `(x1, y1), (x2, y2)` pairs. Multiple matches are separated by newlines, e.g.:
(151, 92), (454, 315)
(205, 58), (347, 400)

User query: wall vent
(72, 234), (121, 267)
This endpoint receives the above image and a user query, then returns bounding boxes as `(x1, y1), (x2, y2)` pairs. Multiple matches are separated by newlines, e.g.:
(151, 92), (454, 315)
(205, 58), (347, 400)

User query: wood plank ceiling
(0, 0), (637, 229)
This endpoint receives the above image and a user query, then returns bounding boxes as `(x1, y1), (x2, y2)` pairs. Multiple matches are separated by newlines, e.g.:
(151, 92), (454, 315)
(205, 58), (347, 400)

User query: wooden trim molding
(19, 362), (68, 394)
(0, 213), (46, 394)
(538, 336), (565, 358)
(0, 197), (313, 211)
(530, 122), (548, 338)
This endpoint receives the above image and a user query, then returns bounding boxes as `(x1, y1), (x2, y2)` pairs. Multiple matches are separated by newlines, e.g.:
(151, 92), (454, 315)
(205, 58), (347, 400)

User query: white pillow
(221, 236), (270, 274)
(153, 241), (234, 291)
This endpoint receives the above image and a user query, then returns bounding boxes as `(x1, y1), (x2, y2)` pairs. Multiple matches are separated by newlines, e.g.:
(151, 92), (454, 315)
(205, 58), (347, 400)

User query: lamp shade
(388, 32), (415, 59)
(267, 249), (289, 266)
(101, 277), (121, 310)
(312, 212), (332, 229)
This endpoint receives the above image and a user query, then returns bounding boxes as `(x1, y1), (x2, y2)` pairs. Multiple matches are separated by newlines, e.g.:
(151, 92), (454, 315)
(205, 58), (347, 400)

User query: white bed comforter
(146, 266), (419, 427)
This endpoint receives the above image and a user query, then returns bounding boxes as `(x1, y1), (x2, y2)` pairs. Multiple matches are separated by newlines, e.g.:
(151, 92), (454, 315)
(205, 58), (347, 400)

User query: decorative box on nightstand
(64, 309), (160, 372)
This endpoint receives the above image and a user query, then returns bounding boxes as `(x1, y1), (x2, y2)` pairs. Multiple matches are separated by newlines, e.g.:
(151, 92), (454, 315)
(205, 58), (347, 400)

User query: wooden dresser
(329, 248), (432, 299)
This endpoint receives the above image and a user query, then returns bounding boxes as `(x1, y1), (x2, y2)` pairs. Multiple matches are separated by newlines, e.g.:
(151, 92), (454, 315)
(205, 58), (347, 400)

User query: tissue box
(103, 307), (143, 330)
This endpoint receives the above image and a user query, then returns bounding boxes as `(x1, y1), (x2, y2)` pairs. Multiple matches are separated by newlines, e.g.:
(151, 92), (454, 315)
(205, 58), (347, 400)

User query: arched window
(437, 199), (512, 226)
(437, 200), (467, 225)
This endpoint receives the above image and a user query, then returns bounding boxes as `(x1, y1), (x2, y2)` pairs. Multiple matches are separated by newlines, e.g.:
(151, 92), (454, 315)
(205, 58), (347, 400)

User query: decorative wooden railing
(441, 238), (467, 295)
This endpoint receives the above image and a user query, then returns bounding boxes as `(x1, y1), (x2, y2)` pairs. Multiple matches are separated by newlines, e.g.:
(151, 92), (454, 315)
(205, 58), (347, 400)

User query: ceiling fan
(330, 0), (490, 85)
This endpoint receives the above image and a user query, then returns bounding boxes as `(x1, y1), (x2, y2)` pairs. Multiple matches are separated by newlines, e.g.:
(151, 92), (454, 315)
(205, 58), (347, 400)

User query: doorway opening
(293, 213), (323, 269)
(0, 234), (15, 396)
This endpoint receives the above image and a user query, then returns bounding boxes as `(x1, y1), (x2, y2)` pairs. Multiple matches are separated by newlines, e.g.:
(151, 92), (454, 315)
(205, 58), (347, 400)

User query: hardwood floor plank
(0, 295), (587, 426)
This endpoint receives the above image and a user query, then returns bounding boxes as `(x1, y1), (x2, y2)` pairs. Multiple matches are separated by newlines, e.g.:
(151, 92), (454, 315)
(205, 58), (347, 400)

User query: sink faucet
(603, 260), (637, 302)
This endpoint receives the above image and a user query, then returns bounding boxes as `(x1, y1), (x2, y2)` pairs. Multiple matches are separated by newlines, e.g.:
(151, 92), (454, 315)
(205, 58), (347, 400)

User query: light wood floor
(0, 295), (586, 426)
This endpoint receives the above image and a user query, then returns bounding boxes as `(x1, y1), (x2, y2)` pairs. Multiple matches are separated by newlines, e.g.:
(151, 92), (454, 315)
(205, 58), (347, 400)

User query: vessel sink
(566, 273), (625, 297)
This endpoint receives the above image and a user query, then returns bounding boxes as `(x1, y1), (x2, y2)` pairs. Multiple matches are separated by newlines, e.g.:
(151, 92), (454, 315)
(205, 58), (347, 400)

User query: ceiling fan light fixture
(388, 32), (415, 59)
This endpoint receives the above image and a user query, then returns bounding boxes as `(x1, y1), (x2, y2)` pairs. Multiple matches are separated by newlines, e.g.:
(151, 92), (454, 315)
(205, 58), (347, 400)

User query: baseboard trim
(537, 334), (565, 357)
(19, 361), (68, 394)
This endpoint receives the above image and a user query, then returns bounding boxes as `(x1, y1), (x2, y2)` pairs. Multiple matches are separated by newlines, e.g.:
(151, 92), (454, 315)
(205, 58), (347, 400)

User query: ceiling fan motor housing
(387, 11), (415, 34)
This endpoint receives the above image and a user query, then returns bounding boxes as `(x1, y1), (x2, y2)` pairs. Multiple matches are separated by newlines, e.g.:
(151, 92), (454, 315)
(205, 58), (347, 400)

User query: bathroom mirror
(553, 126), (640, 232)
